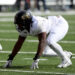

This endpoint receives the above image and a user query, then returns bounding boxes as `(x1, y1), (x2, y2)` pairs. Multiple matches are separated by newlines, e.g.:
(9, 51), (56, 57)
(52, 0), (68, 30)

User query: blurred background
(0, 0), (75, 13)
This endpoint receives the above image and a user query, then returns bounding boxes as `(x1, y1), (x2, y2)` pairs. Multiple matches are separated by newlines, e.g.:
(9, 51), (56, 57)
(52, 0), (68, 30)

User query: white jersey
(17, 15), (68, 38)
(29, 16), (51, 36)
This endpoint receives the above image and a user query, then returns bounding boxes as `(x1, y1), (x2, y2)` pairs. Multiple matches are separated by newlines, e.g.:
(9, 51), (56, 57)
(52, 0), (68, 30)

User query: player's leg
(48, 41), (72, 68)
(47, 18), (72, 68)
(43, 45), (57, 56)
(43, 45), (72, 57)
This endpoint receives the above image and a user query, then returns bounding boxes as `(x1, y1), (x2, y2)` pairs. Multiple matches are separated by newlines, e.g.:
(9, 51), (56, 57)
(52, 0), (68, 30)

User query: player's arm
(4, 35), (26, 68)
(31, 32), (46, 69)
(8, 35), (26, 60)
(34, 32), (46, 60)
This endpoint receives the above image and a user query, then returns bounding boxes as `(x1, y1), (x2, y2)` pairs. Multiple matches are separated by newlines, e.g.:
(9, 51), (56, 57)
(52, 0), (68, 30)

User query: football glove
(4, 60), (12, 68)
(30, 59), (39, 69)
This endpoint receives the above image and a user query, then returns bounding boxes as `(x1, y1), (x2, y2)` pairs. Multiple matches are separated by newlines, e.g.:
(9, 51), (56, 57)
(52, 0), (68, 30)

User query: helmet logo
(21, 12), (30, 20)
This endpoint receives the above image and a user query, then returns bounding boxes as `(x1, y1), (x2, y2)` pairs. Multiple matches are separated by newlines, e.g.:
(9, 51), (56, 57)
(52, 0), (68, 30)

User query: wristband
(33, 53), (40, 60)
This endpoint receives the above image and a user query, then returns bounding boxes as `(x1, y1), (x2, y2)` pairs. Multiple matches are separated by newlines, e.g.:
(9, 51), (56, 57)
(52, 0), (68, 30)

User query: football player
(4, 10), (72, 69)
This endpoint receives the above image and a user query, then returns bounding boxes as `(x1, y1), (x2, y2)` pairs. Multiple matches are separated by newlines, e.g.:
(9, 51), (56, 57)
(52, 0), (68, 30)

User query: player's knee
(46, 39), (55, 47)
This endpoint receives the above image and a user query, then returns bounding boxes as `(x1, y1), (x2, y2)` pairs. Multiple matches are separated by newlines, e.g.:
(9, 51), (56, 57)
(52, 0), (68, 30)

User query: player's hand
(31, 59), (39, 69)
(4, 60), (12, 68)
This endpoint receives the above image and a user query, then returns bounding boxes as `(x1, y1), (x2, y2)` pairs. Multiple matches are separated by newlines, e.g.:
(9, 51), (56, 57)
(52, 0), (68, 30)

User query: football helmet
(14, 10), (32, 32)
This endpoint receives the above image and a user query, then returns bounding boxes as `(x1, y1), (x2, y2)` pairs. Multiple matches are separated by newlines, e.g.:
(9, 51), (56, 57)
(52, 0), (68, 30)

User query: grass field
(0, 13), (75, 75)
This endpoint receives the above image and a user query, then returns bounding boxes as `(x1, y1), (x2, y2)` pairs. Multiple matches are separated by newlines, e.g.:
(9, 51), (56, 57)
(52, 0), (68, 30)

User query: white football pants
(43, 16), (70, 62)
(43, 45), (70, 56)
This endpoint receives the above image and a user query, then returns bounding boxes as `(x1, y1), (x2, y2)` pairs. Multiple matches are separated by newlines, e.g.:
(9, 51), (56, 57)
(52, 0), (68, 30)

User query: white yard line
(0, 69), (75, 75)
(0, 38), (75, 44)
(59, 41), (75, 44)
(0, 30), (17, 33)
(0, 51), (36, 54)
(0, 51), (75, 56)
(0, 19), (75, 22)
(0, 61), (7, 62)
(0, 58), (48, 63)
(0, 38), (17, 42)
(0, 18), (13, 22)
(0, 29), (75, 34)
(72, 57), (75, 58)
(0, 69), (34, 73)
(0, 30), (75, 34)
(72, 54), (75, 55)
(0, 20), (75, 27)
(0, 13), (16, 16)
(23, 58), (48, 61)
(0, 16), (75, 22)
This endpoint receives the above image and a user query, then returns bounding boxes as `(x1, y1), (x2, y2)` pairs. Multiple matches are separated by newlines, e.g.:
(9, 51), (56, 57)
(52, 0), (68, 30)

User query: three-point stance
(4, 10), (72, 69)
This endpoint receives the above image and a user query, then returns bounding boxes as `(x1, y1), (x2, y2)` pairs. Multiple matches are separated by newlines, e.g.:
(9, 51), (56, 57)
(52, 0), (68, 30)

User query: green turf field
(0, 14), (75, 75)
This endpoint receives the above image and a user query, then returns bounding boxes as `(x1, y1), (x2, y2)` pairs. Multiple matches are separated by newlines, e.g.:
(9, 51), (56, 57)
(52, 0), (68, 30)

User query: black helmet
(14, 10), (32, 32)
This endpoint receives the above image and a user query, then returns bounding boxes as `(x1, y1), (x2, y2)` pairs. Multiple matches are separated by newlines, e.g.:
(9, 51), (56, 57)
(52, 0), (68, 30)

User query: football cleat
(62, 61), (72, 68)
(57, 58), (72, 68)
(57, 60), (72, 68)
(64, 51), (72, 58)
(4, 60), (12, 68)
(57, 51), (72, 68)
